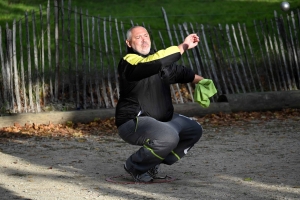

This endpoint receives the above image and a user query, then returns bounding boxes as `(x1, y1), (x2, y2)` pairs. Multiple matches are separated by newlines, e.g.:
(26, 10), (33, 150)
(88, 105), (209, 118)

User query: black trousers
(118, 113), (203, 174)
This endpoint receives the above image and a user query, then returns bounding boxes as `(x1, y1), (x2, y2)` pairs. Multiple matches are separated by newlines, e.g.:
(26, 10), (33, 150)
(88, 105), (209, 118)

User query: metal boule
(280, 1), (290, 12)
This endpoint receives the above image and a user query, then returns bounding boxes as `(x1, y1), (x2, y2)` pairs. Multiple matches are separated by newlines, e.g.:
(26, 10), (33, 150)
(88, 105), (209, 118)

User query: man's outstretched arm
(178, 34), (200, 55)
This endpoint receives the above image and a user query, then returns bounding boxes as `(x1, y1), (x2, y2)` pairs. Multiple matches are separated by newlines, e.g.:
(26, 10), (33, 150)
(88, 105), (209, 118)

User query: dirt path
(0, 119), (299, 200)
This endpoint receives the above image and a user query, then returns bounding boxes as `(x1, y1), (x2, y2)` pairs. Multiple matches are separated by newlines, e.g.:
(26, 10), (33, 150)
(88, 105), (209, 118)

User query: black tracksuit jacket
(115, 46), (195, 127)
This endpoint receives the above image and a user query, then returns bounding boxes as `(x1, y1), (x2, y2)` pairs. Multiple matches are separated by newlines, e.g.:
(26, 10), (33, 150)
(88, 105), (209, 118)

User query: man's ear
(126, 40), (131, 48)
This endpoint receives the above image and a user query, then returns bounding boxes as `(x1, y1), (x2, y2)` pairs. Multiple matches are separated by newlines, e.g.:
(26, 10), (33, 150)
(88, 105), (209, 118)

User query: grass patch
(1, 0), (300, 30)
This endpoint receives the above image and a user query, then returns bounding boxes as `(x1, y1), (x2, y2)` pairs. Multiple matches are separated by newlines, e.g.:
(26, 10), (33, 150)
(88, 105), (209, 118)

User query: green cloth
(194, 79), (217, 108)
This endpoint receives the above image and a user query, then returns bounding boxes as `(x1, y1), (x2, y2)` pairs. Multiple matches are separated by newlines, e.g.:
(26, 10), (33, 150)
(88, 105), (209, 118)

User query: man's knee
(195, 124), (203, 140)
(190, 122), (202, 142)
(144, 136), (179, 157)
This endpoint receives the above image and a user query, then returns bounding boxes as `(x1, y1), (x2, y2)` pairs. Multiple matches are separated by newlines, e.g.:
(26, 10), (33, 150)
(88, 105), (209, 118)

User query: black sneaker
(148, 165), (159, 178)
(148, 164), (160, 179)
(124, 164), (153, 183)
(148, 164), (168, 179)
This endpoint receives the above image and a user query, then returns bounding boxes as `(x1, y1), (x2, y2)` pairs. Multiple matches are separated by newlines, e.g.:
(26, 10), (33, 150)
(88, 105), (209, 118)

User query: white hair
(126, 26), (147, 40)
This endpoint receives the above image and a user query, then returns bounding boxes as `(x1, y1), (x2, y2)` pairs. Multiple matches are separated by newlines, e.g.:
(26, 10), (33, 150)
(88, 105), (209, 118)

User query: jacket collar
(127, 47), (155, 57)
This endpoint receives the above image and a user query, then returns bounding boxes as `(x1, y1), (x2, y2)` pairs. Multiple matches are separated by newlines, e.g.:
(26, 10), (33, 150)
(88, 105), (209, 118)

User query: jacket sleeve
(162, 64), (195, 84)
(122, 46), (181, 81)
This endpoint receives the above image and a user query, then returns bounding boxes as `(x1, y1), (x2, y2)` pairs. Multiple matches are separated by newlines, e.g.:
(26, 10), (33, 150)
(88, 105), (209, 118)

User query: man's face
(126, 27), (151, 55)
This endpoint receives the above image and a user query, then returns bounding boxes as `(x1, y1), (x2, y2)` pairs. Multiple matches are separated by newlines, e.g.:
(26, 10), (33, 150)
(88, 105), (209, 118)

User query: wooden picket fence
(0, 0), (299, 114)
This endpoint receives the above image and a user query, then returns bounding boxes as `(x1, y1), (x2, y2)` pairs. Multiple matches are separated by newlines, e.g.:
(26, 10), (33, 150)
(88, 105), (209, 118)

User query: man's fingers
(190, 34), (199, 43)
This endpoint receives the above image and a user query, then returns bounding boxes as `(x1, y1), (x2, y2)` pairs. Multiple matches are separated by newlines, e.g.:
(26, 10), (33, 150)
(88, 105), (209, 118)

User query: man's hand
(193, 74), (204, 84)
(184, 34), (200, 49)
(178, 34), (200, 54)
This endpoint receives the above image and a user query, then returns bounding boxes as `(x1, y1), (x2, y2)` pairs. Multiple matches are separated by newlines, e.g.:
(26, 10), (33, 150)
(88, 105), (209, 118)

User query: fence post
(243, 24), (264, 92)
(6, 24), (15, 112)
(92, 17), (102, 108)
(0, 26), (9, 110)
(61, 0), (66, 102)
(108, 17), (120, 101)
(226, 24), (246, 93)
(161, 7), (173, 46)
(47, 0), (54, 102)
(197, 24), (221, 93)
(232, 24), (251, 92)
(103, 18), (115, 107)
(97, 16), (109, 108)
(18, 20), (28, 112)
(219, 24), (239, 93)
(86, 10), (94, 107)
(25, 12), (34, 112)
(12, 19), (22, 112)
(74, 6), (80, 109)
(266, 20), (282, 91)
(259, 20), (276, 91)
(32, 11), (41, 112)
(79, 8), (87, 109)
(274, 11), (292, 90)
(54, 0), (59, 101)
(287, 13), (300, 89)
(40, 5), (46, 108)
(210, 26), (229, 94)
(67, 0), (74, 102)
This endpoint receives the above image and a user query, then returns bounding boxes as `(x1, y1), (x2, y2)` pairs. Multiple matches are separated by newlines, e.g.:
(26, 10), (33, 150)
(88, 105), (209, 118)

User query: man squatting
(115, 26), (204, 182)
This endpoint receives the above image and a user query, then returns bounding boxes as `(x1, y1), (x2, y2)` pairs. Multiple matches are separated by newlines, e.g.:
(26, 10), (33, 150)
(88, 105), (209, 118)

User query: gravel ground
(0, 119), (299, 200)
